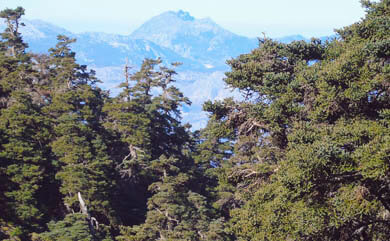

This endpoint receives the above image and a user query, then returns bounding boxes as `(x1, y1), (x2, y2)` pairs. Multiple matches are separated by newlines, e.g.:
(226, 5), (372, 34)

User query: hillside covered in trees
(1, 0), (390, 240)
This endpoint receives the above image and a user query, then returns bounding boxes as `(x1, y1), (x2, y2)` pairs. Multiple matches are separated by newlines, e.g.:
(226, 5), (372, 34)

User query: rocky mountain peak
(175, 10), (195, 21)
(130, 10), (256, 68)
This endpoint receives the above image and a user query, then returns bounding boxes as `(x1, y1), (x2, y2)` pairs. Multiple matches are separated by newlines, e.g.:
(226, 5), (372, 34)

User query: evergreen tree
(102, 60), (154, 226)
(35, 213), (95, 241)
(0, 7), (28, 58)
(118, 155), (230, 241)
(103, 59), (193, 227)
(193, 111), (235, 217)
(44, 35), (117, 231)
(0, 7), (55, 239)
(199, 0), (390, 240)
(0, 92), (51, 235)
(35, 212), (114, 241)
(201, 37), (325, 224)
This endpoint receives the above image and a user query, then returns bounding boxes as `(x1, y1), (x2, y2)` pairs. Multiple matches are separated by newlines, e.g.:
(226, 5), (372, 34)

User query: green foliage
(118, 156), (230, 241)
(0, 7), (28, 57)
(0, 7), (58, 239)
(37, 214), (94, 241)
(199, 0), (390, 240)
(36, 213), (113, 241)
(102, 58), (195, 228)
(2, 1), (390, 240)
(0, 10), (118, 237)
(44, 35), (117, 226)
(0, 92), (47, 223)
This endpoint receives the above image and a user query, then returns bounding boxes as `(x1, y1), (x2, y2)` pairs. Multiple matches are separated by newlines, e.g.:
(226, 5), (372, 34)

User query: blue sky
(2, 0), (366, 38)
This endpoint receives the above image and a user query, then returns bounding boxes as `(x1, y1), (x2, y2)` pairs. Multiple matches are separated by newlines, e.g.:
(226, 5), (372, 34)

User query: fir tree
(44, 35), (117, 231)
(0, 7), (55, 239)
(200, 0), (390, 240)
(103, 59), (193, 227)
(0, 7), (28, 58)
(119, 155), (230, 241)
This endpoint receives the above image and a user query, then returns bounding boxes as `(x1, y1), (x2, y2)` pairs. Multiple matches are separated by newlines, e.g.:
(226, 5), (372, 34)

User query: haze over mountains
(1, 10), (323, 129)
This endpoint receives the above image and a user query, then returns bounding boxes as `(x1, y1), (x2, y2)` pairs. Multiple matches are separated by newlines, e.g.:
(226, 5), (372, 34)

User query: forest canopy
(1, 0), (390, 240)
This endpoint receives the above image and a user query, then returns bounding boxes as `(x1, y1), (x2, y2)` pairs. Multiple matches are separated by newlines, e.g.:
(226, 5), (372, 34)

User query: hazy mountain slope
(131, 10), (258, 69)
(72, 33), (205, 70)
(0, 19), (205, 71)
(7, 19), (72, 53)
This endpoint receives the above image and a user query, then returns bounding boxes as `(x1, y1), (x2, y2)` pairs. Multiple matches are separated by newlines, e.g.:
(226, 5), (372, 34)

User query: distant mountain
(130, 10), (258, 70)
